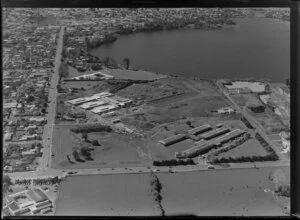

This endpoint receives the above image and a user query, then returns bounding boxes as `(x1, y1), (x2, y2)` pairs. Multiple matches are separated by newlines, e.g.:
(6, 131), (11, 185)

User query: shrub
(92, 140), (100, 146)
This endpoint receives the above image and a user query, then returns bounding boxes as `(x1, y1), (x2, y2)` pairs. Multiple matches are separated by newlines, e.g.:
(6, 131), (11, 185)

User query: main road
(39, 26), (65, 172)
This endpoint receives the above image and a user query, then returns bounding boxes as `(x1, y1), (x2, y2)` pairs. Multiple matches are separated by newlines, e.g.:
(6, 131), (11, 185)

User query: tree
(92, 140), (100, 146)
(123, 57), (130, 69)
(3, 175), (13, 194)
(81, 132), (88, 140)
(102, 56), (118, 68)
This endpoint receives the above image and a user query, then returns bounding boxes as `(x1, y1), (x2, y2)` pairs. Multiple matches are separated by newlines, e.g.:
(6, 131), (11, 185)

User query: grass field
(55, 174), (158, 216)
(157, 167), (287, 216)
(247, 109), (287, 134)
(146, 95), (229, 124)
(108, 68), (167, 80)
(52, 125), (151, 169)
(231, 94), (262, 107)
(215, 138), (269, 159)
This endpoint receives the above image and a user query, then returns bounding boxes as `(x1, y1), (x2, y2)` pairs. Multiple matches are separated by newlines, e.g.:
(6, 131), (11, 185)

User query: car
(208, 166), (215, 169)
(153, 169), (160, 172)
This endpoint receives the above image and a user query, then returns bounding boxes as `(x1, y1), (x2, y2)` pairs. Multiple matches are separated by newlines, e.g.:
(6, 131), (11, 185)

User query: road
(7, 158), (289, 181)
(216, 80), (287, 161)
(39, 26), (64, 172)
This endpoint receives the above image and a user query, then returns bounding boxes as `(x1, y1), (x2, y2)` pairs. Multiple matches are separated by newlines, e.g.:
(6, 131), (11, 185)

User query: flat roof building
(79, 101), (107, 110)
(90, 104), (119, 114)
(215, 129), (245, 145)
(200, 127), (230, 140)
(159, 134), (187, 146)
(183, 142), (216, 158)
(188, 124), (212, 136)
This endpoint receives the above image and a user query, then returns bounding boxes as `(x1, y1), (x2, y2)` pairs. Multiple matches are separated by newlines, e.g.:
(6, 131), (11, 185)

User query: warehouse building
(68, 96), (97, 106)
(90, 104), (119, 115)
(200, 127), (230, 140)
(159, 134), (187, 146)
(215, 129), (246, 145)
(180, 141), (216, 158)
(79, 100), (107, 110)
(188, 124), (212, 136)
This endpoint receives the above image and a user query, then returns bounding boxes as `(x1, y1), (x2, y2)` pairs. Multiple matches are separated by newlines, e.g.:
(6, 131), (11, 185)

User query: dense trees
(102, 56), (118, 68)
(153, 159), (195, 166)
(70, 123), (112, 133)
(149, 172), (165, 216)
(3, 175), (13, 194)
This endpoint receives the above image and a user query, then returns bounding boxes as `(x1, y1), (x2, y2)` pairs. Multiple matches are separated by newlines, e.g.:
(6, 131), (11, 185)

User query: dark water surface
(91, 17), (289, 82)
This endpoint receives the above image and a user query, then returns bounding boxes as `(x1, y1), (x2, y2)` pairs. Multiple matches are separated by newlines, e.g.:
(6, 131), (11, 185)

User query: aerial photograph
(2, 8), (290, 216)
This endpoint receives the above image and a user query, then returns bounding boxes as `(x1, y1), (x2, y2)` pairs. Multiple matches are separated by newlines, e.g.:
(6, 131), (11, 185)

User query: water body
(91, 17), (289, 82)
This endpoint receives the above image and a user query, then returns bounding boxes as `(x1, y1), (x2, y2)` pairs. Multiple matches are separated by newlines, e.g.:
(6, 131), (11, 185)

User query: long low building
(68, 92), (113, 106)
(188, 124), (212, 136)
(182, 141), (216, 158)
(215, 129), (246, 145)
(159, 134), (187, 146)
(67, 96), (97, 106)
(200, 127), (230, 140)
(90, 104), (119, 115)
(79, 100), (107, 110)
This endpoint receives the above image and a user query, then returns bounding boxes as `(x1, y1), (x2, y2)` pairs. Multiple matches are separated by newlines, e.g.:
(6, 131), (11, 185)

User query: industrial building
(70, 71), (115, 81)
(79, 100), (107, 110)
(179, 142), (216, 158)
(188, 124), (212, 136)
(215, 129), (246, 145)
(5, 188), (53, 216)
(159, 134), (187, 146)
(200, 127), (230, 140)
(90, 104), (119, 115)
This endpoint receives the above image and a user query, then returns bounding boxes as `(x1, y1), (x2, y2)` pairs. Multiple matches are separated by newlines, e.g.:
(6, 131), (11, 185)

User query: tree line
(153, 159), (195, 166)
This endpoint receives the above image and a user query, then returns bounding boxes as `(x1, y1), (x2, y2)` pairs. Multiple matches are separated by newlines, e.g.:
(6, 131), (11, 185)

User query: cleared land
(55, 174), (158, 216)
(157, 167), (287, 216)
(107, 68), (167, 80)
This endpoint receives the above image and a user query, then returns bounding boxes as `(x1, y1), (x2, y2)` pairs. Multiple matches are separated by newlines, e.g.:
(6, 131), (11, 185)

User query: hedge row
(70, 123), (112, 133)
(153, 159), (195, 167)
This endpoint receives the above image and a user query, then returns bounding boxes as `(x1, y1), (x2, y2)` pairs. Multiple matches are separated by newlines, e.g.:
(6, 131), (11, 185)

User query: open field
(246, 108), (287, 134)
(107, 68), (167, 80)
(62, 81), (100, 91)
(231, 94), (263, 107)
(54, 167), (289, 216)
(55, 174), (158, 216)
(157, 167), (288, 216)
(146, 95), (229, 124)
(216, 138), (269, 159)
(52, 125), (151, 169)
